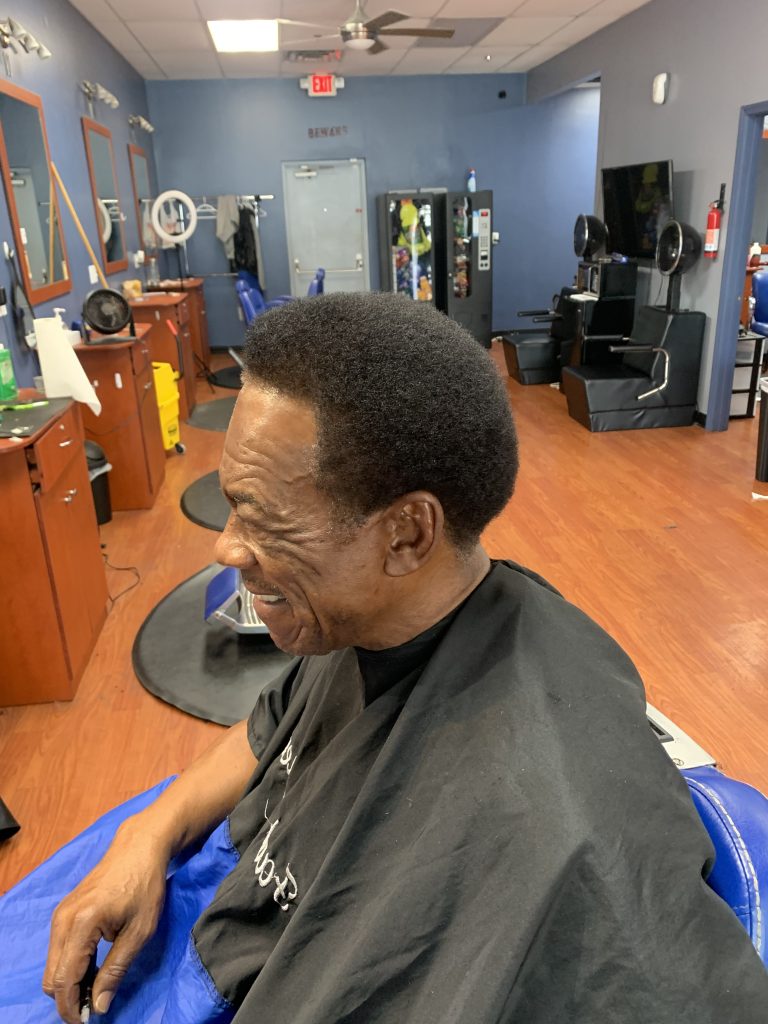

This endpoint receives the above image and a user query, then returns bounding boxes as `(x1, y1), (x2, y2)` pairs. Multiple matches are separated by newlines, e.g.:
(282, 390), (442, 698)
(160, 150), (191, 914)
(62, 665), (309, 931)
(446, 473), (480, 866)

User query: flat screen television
(601, 160), (674, 260)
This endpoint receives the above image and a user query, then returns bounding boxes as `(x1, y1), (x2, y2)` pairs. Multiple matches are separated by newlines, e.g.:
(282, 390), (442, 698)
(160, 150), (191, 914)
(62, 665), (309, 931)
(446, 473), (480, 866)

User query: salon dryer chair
(501, 287), (579, 384)
(560, 305), (706, 431)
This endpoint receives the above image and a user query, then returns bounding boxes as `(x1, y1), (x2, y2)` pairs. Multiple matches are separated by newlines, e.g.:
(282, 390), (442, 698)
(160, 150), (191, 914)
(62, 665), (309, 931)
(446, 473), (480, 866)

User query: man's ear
(383, 492), (444, 577)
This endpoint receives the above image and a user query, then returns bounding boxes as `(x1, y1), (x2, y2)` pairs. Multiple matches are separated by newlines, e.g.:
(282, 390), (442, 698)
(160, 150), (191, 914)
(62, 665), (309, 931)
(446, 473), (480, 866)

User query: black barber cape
(194, 560), (768, 1022)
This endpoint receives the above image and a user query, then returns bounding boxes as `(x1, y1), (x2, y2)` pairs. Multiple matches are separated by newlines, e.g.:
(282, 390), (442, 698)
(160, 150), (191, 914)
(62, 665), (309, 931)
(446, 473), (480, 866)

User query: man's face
(215, 383), (390, 656)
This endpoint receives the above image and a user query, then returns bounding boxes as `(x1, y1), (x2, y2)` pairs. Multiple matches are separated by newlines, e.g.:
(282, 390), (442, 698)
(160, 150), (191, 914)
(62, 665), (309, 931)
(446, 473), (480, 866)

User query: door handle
(356, 253), (363, 270)
(58, 438), (74, 448)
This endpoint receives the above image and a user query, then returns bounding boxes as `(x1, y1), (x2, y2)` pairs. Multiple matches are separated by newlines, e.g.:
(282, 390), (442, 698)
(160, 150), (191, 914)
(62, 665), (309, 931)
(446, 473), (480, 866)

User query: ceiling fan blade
(368, 39), (388, 54)
(378, 27), (455, 38)
(277, 19), (334, 29)
(364, 11), (409, 32)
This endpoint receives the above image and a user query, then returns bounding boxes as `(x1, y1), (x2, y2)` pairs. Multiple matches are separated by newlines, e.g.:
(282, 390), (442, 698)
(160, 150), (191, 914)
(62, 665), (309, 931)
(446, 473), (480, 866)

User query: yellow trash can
(152, 361), (184, 453)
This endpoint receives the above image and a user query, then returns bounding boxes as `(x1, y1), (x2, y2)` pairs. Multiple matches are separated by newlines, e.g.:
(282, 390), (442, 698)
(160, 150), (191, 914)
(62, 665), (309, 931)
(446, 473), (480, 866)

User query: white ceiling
(68, 0), (651, 80)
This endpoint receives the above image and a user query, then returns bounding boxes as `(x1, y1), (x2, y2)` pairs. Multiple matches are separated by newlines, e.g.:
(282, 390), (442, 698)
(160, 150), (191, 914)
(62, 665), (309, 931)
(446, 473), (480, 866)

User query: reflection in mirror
(0, 80), (70, 304)
(82, 117), (127, 273)
(128, 143), (158, 252)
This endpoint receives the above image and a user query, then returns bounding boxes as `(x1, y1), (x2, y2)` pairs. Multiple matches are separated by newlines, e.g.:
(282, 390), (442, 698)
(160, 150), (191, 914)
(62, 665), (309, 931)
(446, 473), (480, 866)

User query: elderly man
(34, 293), (768, 1022)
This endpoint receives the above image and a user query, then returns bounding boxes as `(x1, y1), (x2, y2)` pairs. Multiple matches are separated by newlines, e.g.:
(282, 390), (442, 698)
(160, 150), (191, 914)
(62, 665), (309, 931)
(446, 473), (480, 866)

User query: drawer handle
(66, 487), (77, 497)
(144, 381), (153, 391)
(58, 438), (74, 448)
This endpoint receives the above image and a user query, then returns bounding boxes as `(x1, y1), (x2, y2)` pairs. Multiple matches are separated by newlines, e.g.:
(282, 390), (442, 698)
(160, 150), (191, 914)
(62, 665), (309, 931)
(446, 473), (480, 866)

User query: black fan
(573, 214), (608, 260)
(82, 288), (134, 341)
(656, 220), (702, 311)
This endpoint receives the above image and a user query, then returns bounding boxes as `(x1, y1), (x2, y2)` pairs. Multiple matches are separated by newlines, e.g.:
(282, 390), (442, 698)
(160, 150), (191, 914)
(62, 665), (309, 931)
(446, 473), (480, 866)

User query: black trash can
(85, 439), (112, 525)
(757, 381), (768, 484)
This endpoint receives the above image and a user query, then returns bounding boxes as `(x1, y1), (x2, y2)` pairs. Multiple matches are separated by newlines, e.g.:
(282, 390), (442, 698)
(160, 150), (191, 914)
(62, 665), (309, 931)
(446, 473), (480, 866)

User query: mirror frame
(81, 116), (128, 275)
(127, 142), (154, 252)
(0, 79), (70, 305)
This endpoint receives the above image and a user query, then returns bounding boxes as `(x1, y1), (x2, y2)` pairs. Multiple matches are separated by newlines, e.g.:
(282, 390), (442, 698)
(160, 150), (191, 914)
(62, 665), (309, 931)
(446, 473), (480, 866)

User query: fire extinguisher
(704, 183), (726, 259)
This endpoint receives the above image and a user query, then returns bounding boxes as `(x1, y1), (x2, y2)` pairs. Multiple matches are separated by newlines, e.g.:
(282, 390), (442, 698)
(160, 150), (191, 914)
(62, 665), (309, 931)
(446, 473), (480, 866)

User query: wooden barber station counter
(147, 277), (211, 368)
(75, 323), (166, 511)
(0, 397), (108, 706)
(129, 292), (197, 419)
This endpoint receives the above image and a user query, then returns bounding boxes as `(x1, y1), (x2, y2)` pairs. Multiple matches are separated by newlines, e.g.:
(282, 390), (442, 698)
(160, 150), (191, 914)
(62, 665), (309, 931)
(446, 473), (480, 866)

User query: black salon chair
(501, 287), (579, 384)
(560, 305), (706, 431)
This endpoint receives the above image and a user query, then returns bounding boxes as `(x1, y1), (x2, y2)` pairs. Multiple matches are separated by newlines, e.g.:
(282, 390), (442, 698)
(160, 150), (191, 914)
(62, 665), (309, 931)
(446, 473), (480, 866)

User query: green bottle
(0, 344), (18, 401)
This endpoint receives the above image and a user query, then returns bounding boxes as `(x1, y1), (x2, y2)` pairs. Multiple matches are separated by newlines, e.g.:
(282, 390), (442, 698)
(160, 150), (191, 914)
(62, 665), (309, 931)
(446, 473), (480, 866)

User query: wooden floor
(1, 344), (767, 893)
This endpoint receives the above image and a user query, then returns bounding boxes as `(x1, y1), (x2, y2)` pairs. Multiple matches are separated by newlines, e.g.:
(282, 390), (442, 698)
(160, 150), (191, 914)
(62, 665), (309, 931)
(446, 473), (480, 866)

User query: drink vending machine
(378, 188), (494, 348)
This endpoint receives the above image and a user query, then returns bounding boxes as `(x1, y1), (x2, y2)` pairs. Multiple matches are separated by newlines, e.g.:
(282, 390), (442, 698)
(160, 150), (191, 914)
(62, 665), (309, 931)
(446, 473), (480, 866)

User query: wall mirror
(128, 143), (158, 252)
(0, 80), (70, 304)
(82, 117), (127, 273)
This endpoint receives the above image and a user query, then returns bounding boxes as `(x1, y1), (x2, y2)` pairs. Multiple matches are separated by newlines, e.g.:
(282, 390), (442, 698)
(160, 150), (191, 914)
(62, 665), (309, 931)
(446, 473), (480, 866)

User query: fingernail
(94, 992), (113, 1014)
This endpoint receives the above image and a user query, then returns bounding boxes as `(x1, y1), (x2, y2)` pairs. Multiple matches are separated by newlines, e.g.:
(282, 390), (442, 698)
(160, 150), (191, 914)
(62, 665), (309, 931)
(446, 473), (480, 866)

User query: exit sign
(300, 74), (345, 97)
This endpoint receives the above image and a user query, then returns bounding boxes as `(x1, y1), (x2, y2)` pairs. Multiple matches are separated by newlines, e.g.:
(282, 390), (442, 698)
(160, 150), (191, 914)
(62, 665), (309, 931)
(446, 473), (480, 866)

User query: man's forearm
(117, 720), (257, 859)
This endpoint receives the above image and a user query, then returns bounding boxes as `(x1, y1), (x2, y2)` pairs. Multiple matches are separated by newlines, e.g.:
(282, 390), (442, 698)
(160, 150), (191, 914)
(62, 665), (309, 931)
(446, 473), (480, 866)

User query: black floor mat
(180, 471), (229, 533)
(132, 565), (293, 725)
(209, 365), (242, 389)
(186, 396), (237, 432)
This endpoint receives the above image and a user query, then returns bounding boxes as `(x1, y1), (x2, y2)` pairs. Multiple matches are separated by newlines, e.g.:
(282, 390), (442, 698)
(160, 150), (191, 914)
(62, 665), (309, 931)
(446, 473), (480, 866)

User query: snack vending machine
(443, 190), (493, 348)
(378, 190), (445, 307)
(378, 188), (494, 348)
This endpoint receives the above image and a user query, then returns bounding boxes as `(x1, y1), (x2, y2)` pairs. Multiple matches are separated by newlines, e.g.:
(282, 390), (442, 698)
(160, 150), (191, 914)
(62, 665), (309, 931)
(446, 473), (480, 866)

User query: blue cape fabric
(0, 778), (237, 1023)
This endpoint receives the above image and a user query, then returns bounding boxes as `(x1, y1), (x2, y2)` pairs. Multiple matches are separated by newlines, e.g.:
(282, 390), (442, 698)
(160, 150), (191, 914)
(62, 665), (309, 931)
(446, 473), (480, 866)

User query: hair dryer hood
(656, 220), (702, 276)
(573, 214), (608, 259)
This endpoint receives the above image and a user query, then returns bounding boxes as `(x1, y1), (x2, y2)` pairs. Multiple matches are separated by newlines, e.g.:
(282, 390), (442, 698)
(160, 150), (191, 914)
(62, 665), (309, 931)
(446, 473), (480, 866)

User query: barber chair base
(186, 397), (237, 433)
(502, 336), (560, 385)
(180, 471), (229, 533)
(132, 565), (293, 725)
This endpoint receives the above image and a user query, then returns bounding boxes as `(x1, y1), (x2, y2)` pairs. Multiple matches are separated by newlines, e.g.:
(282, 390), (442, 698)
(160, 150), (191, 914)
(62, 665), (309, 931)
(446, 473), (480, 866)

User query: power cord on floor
(100, 543), (142, 611)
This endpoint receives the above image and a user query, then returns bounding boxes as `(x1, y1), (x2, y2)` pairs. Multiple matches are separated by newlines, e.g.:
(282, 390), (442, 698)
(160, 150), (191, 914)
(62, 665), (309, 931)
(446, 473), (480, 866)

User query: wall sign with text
(308, 125), (349, 139)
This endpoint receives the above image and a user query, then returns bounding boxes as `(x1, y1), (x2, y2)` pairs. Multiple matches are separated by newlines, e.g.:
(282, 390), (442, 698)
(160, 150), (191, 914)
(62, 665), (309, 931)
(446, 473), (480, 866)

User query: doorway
(709, 100), (768, 430)
(282, 158), (370, 296)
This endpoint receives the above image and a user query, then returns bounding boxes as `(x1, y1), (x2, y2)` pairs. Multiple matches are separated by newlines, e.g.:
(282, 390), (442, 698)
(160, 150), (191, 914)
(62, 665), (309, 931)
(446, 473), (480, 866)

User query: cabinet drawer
(30, 405), (82, 492)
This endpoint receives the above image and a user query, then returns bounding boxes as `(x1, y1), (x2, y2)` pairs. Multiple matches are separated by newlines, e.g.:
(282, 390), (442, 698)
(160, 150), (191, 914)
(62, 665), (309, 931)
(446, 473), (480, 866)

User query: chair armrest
(501, 327), (551, 338)
(531, 314), (560, 323)
(517, 307), (551, 318)
(608, 345), (671, 400)
(608, 344), (653, 354)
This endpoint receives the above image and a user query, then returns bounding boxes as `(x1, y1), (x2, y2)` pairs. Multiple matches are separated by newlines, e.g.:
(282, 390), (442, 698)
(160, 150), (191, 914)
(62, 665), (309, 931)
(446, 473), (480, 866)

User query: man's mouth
(243, 581), (288, 605)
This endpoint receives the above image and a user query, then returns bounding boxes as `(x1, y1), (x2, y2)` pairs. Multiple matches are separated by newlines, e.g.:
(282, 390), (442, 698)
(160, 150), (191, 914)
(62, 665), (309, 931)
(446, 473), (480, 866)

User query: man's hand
(42, 827), (168, 1023)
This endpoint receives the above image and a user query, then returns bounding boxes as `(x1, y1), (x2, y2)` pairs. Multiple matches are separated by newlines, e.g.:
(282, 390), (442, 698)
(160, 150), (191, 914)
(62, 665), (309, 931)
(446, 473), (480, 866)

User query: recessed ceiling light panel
(208, 19), (279, 53)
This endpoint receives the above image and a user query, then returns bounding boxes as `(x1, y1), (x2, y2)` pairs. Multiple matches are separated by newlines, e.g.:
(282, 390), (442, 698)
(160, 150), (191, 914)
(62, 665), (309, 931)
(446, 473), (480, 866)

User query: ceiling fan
(286, 2), (455, 55)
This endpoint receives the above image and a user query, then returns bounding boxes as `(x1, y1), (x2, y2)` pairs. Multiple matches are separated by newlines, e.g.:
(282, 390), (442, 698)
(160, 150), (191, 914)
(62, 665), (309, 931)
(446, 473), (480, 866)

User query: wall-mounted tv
(601, 160), (674, 260)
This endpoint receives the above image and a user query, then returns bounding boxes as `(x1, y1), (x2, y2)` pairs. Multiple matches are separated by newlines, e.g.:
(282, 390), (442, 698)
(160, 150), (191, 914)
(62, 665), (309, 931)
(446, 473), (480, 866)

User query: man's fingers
(51, 932), (100, 1024)
(42, 906), (69, 996)
(90, 922), (151, 1016)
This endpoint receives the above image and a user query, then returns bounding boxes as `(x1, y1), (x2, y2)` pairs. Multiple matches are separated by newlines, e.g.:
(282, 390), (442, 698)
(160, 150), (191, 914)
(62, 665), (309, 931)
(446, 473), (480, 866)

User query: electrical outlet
(88, 264), (99, 285)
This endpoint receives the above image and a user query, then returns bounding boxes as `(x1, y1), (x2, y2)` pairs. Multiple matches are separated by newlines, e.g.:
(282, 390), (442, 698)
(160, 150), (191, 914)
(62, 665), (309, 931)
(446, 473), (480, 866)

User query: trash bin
(85, 439), (113, 525)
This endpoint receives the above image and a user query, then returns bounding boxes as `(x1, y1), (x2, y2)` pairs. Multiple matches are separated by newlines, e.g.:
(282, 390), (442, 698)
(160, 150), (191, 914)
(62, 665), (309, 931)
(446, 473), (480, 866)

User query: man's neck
(363, 546), (491, 651)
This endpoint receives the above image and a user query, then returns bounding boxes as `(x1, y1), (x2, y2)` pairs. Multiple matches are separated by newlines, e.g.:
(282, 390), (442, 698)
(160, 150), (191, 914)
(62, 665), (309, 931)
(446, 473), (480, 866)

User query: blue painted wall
(146, 76), (599, 349)
(0, 0), (156, 386)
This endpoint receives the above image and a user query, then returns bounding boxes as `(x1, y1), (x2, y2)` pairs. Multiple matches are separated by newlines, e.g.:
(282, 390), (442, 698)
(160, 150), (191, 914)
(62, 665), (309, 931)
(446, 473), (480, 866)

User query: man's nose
(214, 520), (254, 568)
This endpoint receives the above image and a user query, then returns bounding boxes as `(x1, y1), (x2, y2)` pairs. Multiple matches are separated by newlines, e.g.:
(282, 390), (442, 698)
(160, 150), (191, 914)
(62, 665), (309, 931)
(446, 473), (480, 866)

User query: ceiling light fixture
(207, 19), (279, 53)
(344, 34), (376, 51)
(128, 114), (155, 134)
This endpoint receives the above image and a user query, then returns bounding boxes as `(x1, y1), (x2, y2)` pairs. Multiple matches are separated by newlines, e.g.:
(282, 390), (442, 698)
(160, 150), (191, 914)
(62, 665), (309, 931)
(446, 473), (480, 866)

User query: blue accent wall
(146, 76), (599, 349)
(0, 0), (156, 386)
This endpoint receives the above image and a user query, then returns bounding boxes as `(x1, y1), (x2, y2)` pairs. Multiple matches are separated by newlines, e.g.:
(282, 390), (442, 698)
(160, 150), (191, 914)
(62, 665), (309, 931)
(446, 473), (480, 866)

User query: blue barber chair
(307, 267), (325, 297)
(750, 268), (768, 338)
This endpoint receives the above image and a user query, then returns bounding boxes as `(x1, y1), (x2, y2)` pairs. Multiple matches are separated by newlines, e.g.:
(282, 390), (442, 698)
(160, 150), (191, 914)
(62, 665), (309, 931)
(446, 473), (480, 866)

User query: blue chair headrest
(685, 766), (768, 964)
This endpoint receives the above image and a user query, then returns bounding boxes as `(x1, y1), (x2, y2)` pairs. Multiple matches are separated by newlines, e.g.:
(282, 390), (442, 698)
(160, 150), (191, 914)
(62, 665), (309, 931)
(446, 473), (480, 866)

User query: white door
(282, 158), (370, 296)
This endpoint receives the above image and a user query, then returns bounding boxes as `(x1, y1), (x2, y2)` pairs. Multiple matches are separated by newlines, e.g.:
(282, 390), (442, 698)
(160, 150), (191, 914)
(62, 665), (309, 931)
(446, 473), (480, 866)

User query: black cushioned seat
(501, 287), (578, 385)
(560, 305), (706, 432)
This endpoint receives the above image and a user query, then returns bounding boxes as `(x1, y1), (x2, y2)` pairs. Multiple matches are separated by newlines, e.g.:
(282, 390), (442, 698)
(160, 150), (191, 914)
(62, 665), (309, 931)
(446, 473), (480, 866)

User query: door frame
(708, 101), (768, 430)
(282, 157), (371, 296)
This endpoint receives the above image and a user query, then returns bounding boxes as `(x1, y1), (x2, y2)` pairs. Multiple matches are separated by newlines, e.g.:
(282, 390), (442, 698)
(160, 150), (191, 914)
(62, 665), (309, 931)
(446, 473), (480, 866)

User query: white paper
(34, 315), (102, 416)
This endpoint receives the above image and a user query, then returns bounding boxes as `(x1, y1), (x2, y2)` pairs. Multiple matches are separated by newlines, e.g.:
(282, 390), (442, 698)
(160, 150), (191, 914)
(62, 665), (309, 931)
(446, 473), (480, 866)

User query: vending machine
(443, 190), (493, 348)
(377, 190), (446, 307)
(378, 188), (493, 348)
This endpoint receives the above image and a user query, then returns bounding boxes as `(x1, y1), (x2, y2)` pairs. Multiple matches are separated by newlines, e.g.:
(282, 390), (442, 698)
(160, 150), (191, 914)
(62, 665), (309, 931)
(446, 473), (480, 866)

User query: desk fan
(81, 287), (135, 342)
(656, 220), (702, 311)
